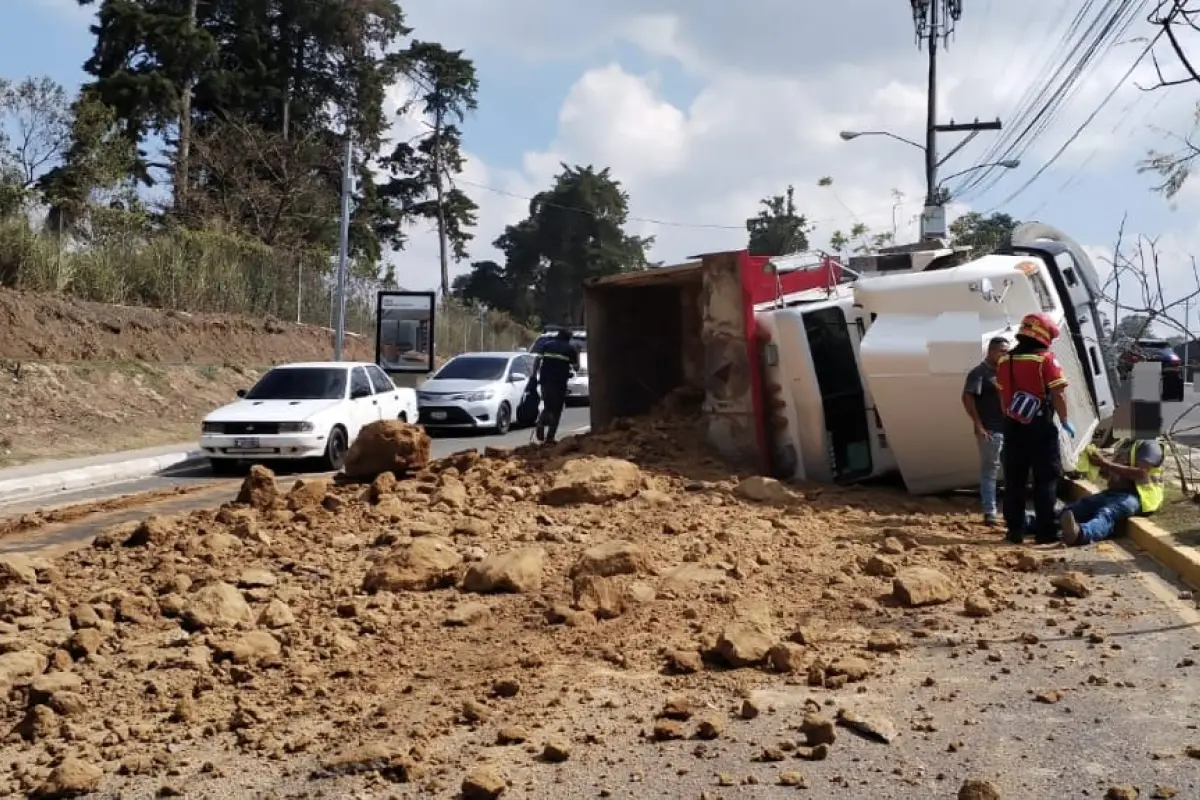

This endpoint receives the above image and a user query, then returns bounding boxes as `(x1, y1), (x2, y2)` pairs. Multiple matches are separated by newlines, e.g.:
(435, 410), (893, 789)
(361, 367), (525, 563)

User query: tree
(948, 211), (1018, 257)
(746, 185), (810, 256)
(0, 77), (72, 216)
(379, 41), (480, 286)
(454, 164), (652, 325)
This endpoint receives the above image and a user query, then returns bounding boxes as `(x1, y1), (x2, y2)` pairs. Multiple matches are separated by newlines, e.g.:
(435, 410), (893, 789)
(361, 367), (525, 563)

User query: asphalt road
(0, 407), (590, 518)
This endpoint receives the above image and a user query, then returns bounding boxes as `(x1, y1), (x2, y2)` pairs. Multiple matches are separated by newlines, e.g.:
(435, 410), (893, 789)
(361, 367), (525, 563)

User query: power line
(983, 27), (1165, 212)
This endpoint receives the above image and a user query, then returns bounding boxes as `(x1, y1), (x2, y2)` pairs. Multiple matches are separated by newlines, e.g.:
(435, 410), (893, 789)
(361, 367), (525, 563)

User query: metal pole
(296, 258), (302, 324)
(920, 0), (940, 239)
(333, 134), (352, 360)
(1185, 297), (1191, 383)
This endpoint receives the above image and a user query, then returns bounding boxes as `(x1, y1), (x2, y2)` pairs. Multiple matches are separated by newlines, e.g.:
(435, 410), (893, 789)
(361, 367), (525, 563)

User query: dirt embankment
(0, 286), (372, 364)
(0, 409), (1097, 798)
(0, 288), (376, 466)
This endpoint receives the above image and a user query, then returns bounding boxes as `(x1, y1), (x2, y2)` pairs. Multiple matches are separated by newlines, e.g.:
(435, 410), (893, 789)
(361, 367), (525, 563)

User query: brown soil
(0, 287), (379, 466)
(0, 286), (372, 364)
(0, 407), (1078, 798)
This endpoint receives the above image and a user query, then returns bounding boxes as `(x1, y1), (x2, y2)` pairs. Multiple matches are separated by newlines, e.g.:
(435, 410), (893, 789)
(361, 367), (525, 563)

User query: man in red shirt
(995, 312), (1076, 544)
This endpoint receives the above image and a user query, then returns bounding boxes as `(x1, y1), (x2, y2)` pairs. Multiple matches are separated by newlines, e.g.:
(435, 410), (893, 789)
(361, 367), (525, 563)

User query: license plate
(430, 411), (447, 420)
(233, 438), (260, 448)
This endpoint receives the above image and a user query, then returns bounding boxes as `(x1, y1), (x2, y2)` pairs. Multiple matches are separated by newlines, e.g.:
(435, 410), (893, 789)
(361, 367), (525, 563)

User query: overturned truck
(584, 223), (1119, 495)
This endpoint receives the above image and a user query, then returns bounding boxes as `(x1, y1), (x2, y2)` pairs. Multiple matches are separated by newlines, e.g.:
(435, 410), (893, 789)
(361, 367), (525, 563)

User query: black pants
(1001, 415), (1061, 540)
(539, 380), (567, 440)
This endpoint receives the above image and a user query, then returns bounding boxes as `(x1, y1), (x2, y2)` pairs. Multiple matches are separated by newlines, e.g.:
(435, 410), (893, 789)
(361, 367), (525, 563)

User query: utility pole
(333, 134), (353, 361)
(432, 107), (450, 299)
(911, 0), (1002, 240)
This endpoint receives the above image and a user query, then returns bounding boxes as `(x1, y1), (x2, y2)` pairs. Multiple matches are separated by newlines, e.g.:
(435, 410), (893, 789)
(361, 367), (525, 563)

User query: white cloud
(388, 0), (1200, 312)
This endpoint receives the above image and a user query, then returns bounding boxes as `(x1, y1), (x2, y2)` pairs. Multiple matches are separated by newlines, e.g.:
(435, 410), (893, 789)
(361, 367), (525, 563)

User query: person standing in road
(532, 328), (579, 444)
(962, 336), (1010, 526)
(995, 312), (1076, 545)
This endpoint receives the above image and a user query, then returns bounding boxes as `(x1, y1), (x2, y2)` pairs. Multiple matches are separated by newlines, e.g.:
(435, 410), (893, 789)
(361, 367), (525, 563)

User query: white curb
(0, 450), (208, 506)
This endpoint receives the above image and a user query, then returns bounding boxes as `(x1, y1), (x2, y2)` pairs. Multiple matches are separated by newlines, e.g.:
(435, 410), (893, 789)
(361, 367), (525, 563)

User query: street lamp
(839, 130), (924, 150)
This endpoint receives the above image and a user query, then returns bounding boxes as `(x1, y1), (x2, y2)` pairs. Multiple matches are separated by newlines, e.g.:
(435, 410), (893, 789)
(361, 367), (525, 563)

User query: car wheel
(398, 411), (408, 422)
(321, 426), (348, 471)
(495, 402), (512, 435)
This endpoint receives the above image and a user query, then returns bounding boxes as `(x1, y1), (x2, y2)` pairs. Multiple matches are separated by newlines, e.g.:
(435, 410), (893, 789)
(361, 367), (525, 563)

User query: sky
(6, 0), (1200, 333)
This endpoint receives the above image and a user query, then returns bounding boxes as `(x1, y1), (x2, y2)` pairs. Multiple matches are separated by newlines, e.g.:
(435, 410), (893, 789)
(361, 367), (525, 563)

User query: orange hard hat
(1017, 312), (1060, 347)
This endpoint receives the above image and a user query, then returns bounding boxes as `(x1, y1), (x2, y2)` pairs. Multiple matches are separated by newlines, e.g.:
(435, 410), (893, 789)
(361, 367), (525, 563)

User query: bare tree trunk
(433, 107), (450, 298)
(173, 0), (200, 218)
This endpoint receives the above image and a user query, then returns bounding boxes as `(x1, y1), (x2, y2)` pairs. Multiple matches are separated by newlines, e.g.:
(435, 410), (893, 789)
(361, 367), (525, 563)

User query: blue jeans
(978, 432), (1004, 516)
(1062, 490), (1142, 544)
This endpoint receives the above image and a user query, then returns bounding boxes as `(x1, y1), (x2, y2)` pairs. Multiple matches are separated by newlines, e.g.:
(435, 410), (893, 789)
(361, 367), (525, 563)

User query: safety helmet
(1017, 312), (1060, 347)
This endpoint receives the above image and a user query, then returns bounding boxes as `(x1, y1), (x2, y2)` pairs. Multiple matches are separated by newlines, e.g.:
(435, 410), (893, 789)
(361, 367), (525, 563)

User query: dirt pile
(0, 409), (1076, 796)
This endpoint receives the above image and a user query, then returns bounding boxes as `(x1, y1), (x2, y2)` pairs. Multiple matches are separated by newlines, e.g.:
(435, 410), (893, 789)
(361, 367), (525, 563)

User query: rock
(695, 715), (724, 739)
(67, 630), (103, 659)
(461, 765), (506, 799)
(768, 642), (806, 673)
(836, 708), (897, 743)
(713, 623), (773, 667)
(572, 575), (628, 619)
(542, 736), (571, 762)
(258, 599), (295, 628)
(778, 771), (807, 787)
(958, 779), (1001, 800)
(236, 465), (278, 510)
(183, 582), (253, 629)
(286, 478), (329, 510)
(237, 569), (277, 588)
(665, 649), (703, 674)
(866, 630), (904, 653)
(432, 477), (469, 510)
(829, 656), (872, 682)
(569, 540), (649, 578)
(964, 595), (995, 618)
(496, 726), (528, 744)
(740, 698), (762, 719)
(800, 713), (837, 746)
(462, 549), (545, 594)
(540, 457), (641, 505)
(362, 537), (462, 593)
(863, 554), (897, 578)
(213, 631), (282, 665)
(1035, 690), (1063, 704)
(660, 695), (694, 721)
(1105, 788), (1138, 800)
(35, 757), (103, 798)
(652, 720), (684, 740)
(0, 649), (48, 686)
(29, 672), (83, 706)
(368, 472), (397, 502)
(0, 553), (38, 585)
(445, 602), (489, 627)
(69, 604), (99, 630)
(892, 567), (955, 607)
(1051, 572), (1091, 598)
(733, 476), (791, 503)
(879, 536), (905, 555)
(314, 742), (417, 781)
(343, 420), (431, 479)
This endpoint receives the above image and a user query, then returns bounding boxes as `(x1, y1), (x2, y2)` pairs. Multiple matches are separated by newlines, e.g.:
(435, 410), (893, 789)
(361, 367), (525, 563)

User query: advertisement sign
(375, 291), (436, 374)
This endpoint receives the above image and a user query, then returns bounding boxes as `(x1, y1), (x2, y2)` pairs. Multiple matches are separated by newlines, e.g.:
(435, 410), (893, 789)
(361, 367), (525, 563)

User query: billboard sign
(375, 291), (436, 374)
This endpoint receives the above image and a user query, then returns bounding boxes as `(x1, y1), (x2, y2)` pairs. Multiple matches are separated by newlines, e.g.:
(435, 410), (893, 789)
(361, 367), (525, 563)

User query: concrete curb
(1068, 479), (1200, 590)
(0, 450), (209, 506)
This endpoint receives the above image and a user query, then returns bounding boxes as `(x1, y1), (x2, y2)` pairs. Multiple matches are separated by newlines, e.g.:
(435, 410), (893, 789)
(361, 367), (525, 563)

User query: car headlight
(278, 421), (315, 433)
(464, 391), (494, 402)
(201, 421), (223, 434)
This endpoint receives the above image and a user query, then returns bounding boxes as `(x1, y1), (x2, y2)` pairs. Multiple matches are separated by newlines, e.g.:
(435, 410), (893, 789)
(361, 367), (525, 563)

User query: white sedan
(200, 361), (418, 473)
(417, 351), (535, 434)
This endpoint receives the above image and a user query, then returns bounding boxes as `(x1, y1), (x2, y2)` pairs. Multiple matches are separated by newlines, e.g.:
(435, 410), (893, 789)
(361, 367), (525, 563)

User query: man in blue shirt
(532, 328), (579, 444)
(962, 337), (1010, 525)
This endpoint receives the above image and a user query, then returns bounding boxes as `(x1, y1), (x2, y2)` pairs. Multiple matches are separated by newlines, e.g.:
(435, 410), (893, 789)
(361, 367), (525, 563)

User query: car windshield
(433, 356), (508, 381)
(244, 367), (346, 400)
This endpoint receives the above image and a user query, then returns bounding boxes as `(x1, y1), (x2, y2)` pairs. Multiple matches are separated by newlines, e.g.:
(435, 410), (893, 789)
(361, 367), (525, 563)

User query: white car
(200, 361), (418, 473)
(417, 351), (535, 434)
(566, 350), (589, 405)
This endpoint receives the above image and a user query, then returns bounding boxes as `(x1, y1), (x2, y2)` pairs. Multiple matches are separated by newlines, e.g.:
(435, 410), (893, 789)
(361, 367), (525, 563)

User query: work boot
(1005, 530), (1024, 545)
(1059, 510), (1081, 547)
(982, 513), (1000, 527)
(534, 418), (545, 442)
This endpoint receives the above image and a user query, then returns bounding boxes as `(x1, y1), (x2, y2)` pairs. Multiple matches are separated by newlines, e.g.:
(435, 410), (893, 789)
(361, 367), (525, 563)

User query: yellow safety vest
(1074, 445), (1102, 483)
(1115, 438), (1166, 514)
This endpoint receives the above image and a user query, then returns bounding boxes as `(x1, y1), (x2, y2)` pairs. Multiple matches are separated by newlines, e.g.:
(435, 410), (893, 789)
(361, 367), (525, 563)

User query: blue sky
(5, 0), (1200, 332)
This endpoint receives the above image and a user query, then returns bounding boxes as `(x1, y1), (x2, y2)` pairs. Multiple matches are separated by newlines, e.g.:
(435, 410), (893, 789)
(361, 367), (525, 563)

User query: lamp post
(839, 129), (1017, 239)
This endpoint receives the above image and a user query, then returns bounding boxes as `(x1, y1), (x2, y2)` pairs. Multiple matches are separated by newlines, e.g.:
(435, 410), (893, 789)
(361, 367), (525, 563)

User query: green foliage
(452, 164), (651, 326)
(949, 211), (1018, 257)
(828, 223), (894, 255)
(746, 185), (810, 256)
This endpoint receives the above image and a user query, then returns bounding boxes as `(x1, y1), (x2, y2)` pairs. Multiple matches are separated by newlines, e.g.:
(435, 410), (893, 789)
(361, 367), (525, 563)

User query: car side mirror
(351, 386), (371, 399)
(510, 372), (527, 382)
(236, 389), (246, 398)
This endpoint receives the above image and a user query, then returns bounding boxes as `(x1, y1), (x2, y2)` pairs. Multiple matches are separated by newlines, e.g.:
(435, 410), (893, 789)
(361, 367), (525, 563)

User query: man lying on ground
(1060, 438), (1165, 546)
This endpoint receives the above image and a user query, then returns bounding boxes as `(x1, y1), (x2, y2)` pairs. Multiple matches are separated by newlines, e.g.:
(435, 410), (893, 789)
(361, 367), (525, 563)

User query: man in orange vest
(995, 312), (1076, 544)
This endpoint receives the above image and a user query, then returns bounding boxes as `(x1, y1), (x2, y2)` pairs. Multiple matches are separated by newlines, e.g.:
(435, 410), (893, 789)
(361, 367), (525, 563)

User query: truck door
(802, 306), (873, 481)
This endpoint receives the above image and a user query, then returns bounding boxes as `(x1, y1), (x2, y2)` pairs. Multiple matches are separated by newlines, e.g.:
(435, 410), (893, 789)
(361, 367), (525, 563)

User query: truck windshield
(803, 307), (873, 481)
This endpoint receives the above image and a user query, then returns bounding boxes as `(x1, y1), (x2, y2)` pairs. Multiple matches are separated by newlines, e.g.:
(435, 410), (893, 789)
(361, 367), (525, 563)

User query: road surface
(0, 407), (589, 521)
